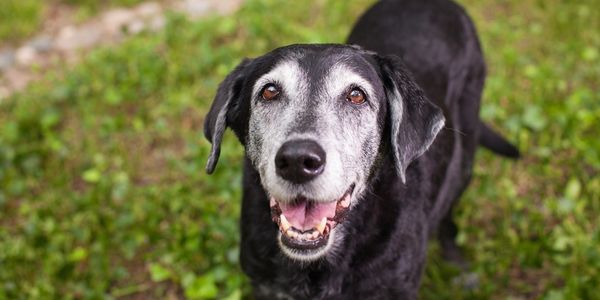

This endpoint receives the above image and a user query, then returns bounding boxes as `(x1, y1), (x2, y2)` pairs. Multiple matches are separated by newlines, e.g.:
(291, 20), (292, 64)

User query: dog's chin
(269, 184), (355, 262)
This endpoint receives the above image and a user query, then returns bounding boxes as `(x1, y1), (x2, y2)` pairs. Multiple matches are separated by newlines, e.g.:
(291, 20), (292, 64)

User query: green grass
(0, 0), (148, 44)
(0, 0), (43, 43)
(0, 0), (599, 299)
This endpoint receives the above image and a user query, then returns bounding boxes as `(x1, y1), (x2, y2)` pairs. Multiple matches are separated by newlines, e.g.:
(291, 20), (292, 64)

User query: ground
(0, 0), (598, 299)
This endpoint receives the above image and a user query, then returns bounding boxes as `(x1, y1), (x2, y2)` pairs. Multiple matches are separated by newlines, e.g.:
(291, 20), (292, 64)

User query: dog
(204, 0), (519, 298)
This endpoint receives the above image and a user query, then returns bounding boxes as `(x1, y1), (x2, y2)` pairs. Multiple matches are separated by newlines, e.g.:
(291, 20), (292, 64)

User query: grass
(0, 0), (599, 299)
(0, 0), (148, 44)
(0, 0), (43, 43)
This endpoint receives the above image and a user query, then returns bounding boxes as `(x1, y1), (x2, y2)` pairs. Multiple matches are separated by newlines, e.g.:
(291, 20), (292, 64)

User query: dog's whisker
(444, 126), (467, 137)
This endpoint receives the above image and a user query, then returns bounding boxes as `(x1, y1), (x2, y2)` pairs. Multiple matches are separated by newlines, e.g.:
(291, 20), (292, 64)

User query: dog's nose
(275, 140), (326, 184)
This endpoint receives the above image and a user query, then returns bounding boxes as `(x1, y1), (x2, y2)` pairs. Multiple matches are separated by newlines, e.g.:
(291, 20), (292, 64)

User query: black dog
(204, 0), (519, 298)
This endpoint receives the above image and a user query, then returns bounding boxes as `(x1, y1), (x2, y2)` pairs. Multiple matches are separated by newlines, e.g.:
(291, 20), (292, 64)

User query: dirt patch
(0, 0), (243, 100)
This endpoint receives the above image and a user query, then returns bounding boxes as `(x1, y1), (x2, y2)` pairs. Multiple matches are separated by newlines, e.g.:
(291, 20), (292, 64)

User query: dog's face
(205, 45), (444, 261)
(247, 48), (386, 260)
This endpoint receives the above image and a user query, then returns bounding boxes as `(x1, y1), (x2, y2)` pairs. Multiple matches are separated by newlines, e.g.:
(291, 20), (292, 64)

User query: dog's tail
(479, 122), (520, 159)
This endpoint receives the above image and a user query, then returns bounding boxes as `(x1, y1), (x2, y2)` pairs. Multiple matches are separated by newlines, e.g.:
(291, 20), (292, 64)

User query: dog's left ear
(204, 58), (252, 174)
(376, 54), (445, 183)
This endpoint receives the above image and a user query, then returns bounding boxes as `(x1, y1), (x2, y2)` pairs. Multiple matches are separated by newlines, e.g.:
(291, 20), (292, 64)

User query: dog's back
(348, 0), (518, 265)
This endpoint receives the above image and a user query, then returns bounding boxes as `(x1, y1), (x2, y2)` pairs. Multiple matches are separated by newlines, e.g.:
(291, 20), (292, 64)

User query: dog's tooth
(286, 229), (294, 238)
(270, 197), (277, 207)
(323, 224), (330, 235)
(316, 217), (327, 234)
(280, 214), (291, 231)
(311, 231), (319, 239)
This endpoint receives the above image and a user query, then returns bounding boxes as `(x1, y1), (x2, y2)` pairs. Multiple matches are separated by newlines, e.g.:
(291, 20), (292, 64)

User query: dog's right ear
(204, 58), (252, 174)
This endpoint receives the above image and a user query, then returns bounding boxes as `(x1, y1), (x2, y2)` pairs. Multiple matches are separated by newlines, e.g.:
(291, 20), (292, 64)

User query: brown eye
(346, 88), (366, 105)
(261, 84), (280, 101)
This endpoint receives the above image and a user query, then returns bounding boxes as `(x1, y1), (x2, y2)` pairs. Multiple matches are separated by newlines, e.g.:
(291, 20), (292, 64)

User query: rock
(213, 0), (243, 15)
(135, 2), (162, 18)
(127, 19), (146, 35)
(176, 0), (210, 18)
(149, 15), (166, 32)
(55, 26), (76, 50)
(55, 25), (102, 51)
(452, 272), (480, 291)
(3, 68), (32, 91)
(16, 46), (37, 65)
(28, 35), (54, 53)
(0, 50), (15, 71)
(102, 9), (136, 35)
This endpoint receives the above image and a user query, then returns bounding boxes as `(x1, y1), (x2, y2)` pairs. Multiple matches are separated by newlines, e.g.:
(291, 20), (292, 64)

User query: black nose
(275, 139), (326, 184)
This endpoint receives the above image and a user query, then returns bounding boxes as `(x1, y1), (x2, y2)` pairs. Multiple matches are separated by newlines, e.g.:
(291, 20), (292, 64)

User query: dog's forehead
(296, 47), (377, 80)
(251, 45), (382, 97)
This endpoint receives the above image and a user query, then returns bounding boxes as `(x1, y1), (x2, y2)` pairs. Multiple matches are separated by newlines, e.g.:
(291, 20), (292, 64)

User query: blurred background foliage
(0, 0), (148, 43)
(0, 0), (599, 299)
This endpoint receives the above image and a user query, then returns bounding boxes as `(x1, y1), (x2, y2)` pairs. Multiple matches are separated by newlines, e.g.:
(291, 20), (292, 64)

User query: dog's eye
(261, 84), (280, 101)
(346, 88), (366, 105)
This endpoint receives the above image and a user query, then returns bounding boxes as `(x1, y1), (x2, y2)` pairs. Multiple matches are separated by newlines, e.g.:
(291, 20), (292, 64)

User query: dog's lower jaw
(276, 226), (341, 262)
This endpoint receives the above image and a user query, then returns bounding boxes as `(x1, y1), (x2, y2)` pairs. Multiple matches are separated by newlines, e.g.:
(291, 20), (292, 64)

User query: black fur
(204, 0), (519, 298)
(479, 122), (521, 158)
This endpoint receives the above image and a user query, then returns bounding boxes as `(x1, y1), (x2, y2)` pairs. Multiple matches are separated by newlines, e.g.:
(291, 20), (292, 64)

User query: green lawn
(0, 0), (599, 299)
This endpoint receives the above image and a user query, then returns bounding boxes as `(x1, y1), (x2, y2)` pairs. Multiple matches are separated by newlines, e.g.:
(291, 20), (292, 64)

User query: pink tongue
(279, 201), (337, 231)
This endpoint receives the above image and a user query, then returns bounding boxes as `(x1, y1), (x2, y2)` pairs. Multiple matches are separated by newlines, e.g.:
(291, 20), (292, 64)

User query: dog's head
(204, 44), (444, 261)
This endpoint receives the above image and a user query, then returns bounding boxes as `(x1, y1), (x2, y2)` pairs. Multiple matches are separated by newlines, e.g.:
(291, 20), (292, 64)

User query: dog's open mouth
(270, 184), (355, 251)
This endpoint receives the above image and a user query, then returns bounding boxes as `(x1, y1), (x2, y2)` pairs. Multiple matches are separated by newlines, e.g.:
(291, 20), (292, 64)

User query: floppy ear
(204, 59), (252, 174)
(377, 55), (445, 183)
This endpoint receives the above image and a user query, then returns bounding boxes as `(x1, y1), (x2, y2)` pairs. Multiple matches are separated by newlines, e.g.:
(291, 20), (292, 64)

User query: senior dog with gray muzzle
(204, 0), (519, 298)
